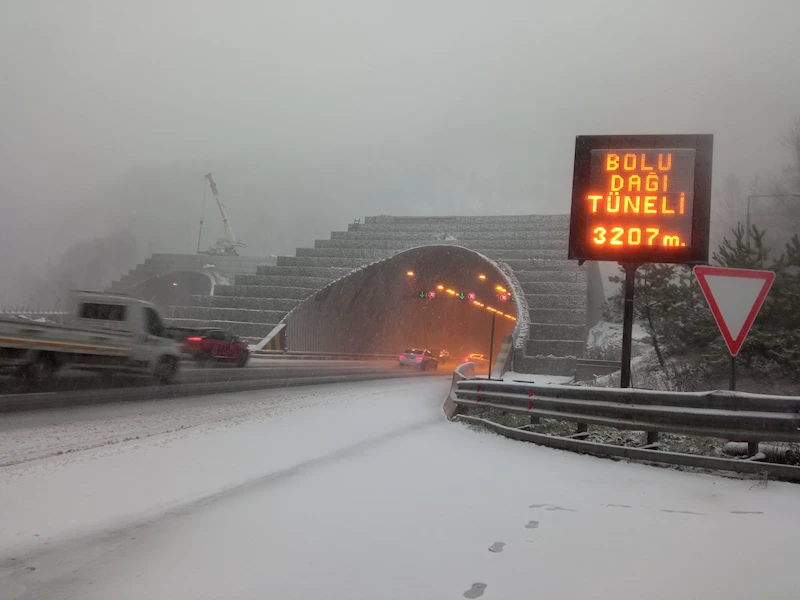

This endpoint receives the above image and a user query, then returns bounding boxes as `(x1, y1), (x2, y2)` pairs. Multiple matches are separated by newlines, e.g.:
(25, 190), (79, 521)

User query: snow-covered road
(2, 377), (799, 599)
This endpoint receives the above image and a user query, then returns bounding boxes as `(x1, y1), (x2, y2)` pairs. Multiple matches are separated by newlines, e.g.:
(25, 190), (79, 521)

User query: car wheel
(236, 350), (249, 368)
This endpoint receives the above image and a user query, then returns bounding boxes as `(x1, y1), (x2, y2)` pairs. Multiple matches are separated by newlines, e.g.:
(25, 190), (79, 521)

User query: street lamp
(746, 194), (800, 248)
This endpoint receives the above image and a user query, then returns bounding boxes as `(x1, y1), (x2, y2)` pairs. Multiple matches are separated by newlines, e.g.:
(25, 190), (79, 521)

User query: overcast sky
(1, 0), (799, 296)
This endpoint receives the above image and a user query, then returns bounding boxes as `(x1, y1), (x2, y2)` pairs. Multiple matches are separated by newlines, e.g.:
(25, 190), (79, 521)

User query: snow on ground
(0, 378), (444, 560)
(587, 320), (649, 352)
(501, 371), (573, 385)
(2, 378), (800, 599)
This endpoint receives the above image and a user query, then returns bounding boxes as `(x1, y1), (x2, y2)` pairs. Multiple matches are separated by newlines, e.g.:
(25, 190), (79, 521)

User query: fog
(2, 0), (800, 305)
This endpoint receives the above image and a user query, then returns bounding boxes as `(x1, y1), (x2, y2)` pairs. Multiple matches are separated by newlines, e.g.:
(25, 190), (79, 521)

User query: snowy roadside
(497, 320), (800, 463)
(6, 395), (800, 600)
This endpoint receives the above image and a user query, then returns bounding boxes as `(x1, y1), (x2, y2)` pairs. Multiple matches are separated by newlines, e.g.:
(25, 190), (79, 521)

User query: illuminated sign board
(568, 135), (713, 264)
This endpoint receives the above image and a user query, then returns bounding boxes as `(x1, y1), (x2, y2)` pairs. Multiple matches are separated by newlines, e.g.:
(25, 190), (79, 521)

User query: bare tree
(780, 116), (800, 192)
(710, 174), (745, 250)
(745, 118), (800, 250)
(776, 117), (800, 232)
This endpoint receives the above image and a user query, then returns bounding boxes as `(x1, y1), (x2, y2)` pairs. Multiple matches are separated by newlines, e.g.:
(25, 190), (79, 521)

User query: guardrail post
(576, 422), (587, 435)
(748, 441), (759, 457)
(646, 431), (659, 445)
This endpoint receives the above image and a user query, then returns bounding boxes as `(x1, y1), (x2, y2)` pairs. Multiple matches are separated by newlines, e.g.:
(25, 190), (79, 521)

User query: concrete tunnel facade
(147, 215), (604, 375)
(283, 246), (522, 358)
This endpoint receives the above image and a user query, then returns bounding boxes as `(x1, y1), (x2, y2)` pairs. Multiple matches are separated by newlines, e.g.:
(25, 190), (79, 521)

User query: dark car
(181, 328), (250, 367)
(398, 348), (439, 371)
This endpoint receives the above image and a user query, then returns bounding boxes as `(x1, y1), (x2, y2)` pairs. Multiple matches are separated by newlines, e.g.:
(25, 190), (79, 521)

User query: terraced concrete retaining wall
(157, 215), (602, 375)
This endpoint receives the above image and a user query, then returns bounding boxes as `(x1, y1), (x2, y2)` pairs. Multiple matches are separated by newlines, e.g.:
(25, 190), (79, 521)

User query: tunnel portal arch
(283, 245), (526, 357)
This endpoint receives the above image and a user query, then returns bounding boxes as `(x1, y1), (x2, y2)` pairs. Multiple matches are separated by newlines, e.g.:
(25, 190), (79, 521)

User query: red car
(182, 328), (249, 367)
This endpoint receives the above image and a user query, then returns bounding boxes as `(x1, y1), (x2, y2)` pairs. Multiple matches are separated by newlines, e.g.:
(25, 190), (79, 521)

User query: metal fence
(451, 378), (800, 481)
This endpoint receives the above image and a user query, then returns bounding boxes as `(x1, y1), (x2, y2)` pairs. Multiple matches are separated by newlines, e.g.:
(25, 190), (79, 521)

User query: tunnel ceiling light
(406, 271), (415, 276)
(172, 282), (178, 286)
(437, 284), (444, 290)
(479, 274), (486, 280)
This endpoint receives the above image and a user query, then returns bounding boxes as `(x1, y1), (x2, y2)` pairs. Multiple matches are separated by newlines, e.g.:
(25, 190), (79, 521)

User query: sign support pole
(487, 312), (496, 380)
(619, 263), (638, 389)
(730, 355), (736, 391)
(620, 262), (657, 445)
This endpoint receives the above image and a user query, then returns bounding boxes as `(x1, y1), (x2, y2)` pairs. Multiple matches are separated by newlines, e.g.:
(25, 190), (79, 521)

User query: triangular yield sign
(693, 266), (776, 356)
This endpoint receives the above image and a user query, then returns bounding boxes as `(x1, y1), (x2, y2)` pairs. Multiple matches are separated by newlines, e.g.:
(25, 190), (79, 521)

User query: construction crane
(199, 172), (247, 256)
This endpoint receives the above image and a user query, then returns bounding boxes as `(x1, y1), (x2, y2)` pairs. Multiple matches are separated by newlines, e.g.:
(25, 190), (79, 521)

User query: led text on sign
(586, 149), (694, 249)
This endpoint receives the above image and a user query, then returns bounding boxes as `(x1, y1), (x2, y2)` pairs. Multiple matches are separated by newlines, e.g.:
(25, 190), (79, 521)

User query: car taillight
(399, 354), (406, 359)
(415, 356), (424, 361)
(187, 337), (203, 341)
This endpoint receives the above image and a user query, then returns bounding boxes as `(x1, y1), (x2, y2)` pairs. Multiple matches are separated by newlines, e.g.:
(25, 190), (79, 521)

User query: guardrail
(451, 379), (800, 481)
(444, 361), (475, 419)
(251, 350), (398, 361)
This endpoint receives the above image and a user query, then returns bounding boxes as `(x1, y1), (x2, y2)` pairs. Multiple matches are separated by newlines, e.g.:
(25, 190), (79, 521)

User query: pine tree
(712, 223), (768, 269)
(600, 225), (800, 381)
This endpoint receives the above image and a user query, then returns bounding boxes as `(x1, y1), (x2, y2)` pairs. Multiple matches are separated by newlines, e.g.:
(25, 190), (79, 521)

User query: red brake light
(187, 337), (202, 341)
(399, 354), (406, 359)
(415, 356), (424, 361)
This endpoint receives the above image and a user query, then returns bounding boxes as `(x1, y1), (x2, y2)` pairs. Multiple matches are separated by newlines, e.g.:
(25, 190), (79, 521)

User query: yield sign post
(693, 266), (776, 390)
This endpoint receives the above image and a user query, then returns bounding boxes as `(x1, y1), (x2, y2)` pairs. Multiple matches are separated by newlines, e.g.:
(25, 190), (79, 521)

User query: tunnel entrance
(284, 246), (520, 372)
(125, 271), (214, 313)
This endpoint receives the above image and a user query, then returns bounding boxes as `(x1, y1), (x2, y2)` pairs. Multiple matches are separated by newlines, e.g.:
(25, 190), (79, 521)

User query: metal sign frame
(568, 134), (713, 265)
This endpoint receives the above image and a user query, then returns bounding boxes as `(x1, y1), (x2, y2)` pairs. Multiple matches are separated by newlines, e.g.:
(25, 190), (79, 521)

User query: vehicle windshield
(2, 2), (799, 598)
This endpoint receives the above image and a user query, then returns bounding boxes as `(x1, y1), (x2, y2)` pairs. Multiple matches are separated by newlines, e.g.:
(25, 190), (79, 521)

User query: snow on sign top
(693, 266), (776, 356)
